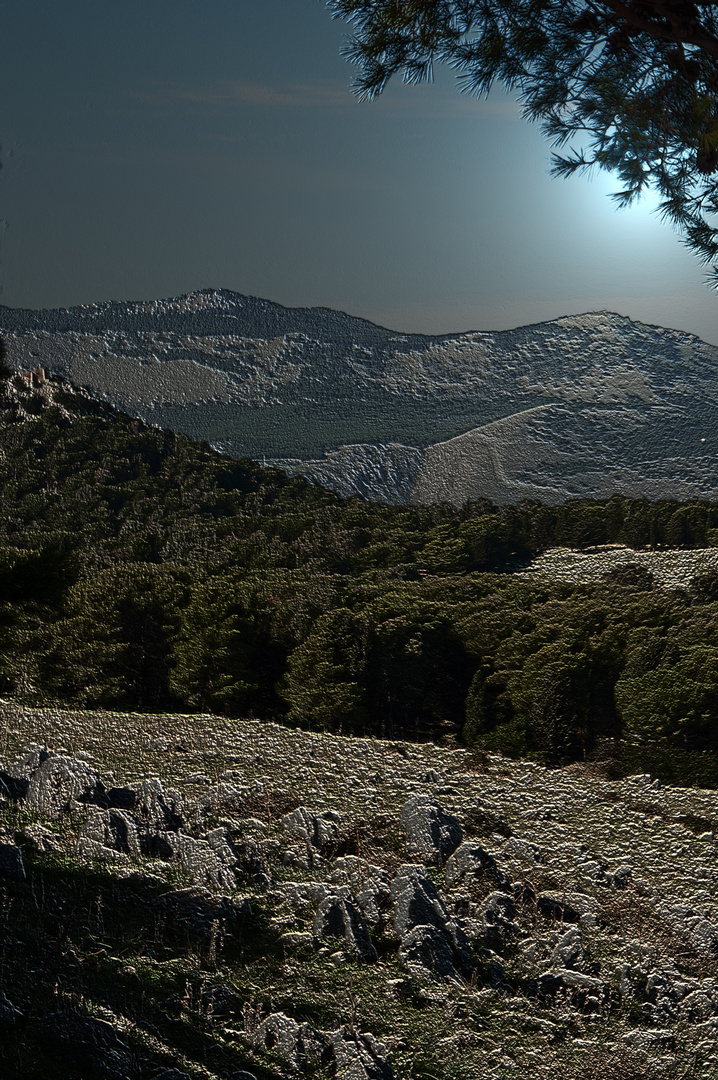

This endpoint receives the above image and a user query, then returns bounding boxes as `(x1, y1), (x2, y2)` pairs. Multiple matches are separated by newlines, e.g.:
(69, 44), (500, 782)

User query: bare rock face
(25, 755), (105, 819)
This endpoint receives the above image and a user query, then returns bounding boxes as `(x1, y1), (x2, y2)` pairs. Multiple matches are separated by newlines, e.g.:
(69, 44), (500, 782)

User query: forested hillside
(3, 370), (718, 787)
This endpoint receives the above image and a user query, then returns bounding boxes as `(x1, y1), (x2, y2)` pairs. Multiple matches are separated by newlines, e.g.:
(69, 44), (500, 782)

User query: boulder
(390, 865), (472, 973)
(550, 927), (585, 970)
(331, 856), (392, 924)
(477, 891), (518, 945)
(251, 1012), (331, 1071)
(329, 1025), (394, 1080)
(444, 841), (511, 891)
(536, 890), (599, 923)
(136, 777), (184, 831)
(312, 896), (378, 962)
(25, 755), (105, 819)
(20, 823), (63, 854)
(0, 744), (49, 799)
(165, 833), (237, 891)
(0, 842), (25, 880)
(75, 836), (131, 866)
(78, 808), (152, 859)
(398, 924), (464, 985)
(657, 900), (718, 957)
(537, 968), (608, 1006)
(622, 1029), (676, 1052)
(501, 837), (542, 865)
(280, 806), (342, 852)
(399, 795), (462, 864)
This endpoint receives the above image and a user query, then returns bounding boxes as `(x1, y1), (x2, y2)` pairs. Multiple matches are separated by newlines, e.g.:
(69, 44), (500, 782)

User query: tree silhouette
(328, 0), (718, 289)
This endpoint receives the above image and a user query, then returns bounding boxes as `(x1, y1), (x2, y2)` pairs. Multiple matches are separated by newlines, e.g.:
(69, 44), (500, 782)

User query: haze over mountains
(1, 288), (716, 506)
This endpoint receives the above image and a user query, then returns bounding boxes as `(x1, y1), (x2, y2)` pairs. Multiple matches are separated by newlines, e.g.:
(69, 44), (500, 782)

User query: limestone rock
(165, 832), (237, 891)
(329, 1025), (394, 1080)
(25, 754), (105, 819)
(312, 895), (378, 962)
(78, 808), (151, 858)
(390, 864), (472, 973)
(251, 1012), (331, 1071)
(280, 806), (342, 852)
(399, 794), (462, 864)
(444, 841), (511, 891)
(398, 924), (464, 985)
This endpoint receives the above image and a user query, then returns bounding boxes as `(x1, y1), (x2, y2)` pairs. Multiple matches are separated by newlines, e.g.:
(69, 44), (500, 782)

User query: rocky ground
(1, 703), (717, 1079)
(516, 544), (718, 590)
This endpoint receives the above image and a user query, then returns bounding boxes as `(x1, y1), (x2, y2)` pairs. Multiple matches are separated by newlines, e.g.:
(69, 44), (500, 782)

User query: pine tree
(328, 0), (718, 288)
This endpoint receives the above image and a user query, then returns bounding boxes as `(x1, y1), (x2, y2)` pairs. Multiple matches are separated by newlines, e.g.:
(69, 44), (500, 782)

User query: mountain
(1, 289), (717, 505)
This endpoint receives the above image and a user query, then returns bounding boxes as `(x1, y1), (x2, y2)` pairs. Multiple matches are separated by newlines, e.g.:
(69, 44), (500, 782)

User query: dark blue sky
(1, 0), (717, 345)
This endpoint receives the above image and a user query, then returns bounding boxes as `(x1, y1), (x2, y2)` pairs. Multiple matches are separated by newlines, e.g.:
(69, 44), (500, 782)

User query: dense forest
(3, 369), (718, 786)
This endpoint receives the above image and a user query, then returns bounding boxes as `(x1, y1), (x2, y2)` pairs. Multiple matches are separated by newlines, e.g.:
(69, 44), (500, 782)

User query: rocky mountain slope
(1, 703), (718, 1079)
(1, 290), (717, 506)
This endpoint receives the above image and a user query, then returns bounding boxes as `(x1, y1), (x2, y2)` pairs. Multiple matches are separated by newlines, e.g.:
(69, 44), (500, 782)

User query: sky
(1, 0), (717, 346)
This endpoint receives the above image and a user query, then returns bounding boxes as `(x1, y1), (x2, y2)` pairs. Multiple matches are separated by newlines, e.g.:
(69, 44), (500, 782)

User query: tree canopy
(327, 0), (718, 290)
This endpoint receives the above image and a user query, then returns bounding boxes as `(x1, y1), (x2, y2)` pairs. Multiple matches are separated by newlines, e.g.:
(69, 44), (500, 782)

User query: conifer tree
(328, 0), (718, 289)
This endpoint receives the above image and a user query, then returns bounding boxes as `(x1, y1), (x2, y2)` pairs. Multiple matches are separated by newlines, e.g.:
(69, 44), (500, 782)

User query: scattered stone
(251, 1012), (331, 1071)
(277, 931), (315, 949)
(477, 891), (518, 945)
(537, 968), (608, 1006)
(390, 864), (472, 966)
(164, 833), (237, 891)
(78, 808), (152, 858)
(331, 856), (392, 923)
(20, 823), (63, 854)
(622, 1028), (676, 1052)
(550, 926), (585, 970)
(136, 777), (184, 830)
(536, 890), (599, 923)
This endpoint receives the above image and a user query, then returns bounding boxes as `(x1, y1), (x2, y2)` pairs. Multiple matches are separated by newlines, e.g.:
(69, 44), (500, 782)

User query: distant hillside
(1, 291), (717, 505)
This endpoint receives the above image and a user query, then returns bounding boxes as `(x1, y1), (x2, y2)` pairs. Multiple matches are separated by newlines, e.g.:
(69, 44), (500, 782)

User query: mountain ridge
(1, 291), (716, 506)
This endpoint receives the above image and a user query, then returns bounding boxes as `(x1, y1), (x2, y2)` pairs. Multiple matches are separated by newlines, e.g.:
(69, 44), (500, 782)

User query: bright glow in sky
(1, 0), (717, 346)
